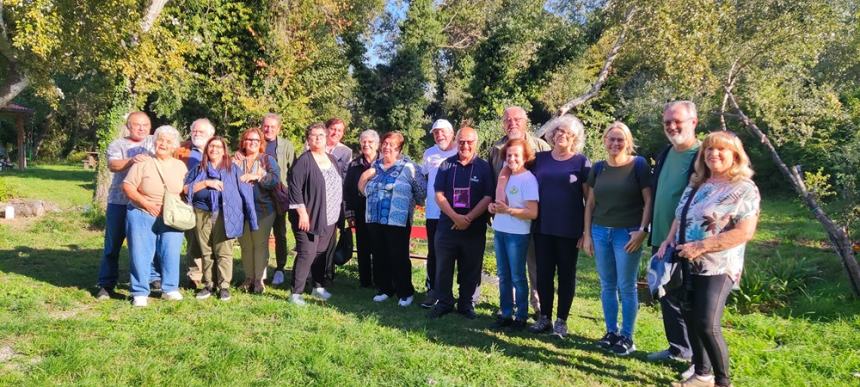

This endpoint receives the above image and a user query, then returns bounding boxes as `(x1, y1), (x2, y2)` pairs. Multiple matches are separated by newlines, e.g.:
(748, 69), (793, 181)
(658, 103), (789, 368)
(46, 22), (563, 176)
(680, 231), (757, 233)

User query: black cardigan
(288, 151), (339, 236)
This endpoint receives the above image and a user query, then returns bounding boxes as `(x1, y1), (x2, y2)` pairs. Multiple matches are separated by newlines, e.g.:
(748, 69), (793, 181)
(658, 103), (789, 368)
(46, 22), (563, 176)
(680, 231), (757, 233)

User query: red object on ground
(410, 225), (427, 240)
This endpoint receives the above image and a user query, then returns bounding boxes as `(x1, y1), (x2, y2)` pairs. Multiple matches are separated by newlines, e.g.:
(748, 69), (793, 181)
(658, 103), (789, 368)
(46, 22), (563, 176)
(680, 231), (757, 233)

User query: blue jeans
(126, 207), (183, 296)
(494, 231), (530, 321)
(97, 203), (159, 288)
(591, 224), (642, 339)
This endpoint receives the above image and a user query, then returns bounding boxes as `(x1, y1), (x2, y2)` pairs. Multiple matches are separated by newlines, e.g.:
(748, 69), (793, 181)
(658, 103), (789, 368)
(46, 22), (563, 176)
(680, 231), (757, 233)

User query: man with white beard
(176, 118), (216, 288)
(646, 101), (700, 378)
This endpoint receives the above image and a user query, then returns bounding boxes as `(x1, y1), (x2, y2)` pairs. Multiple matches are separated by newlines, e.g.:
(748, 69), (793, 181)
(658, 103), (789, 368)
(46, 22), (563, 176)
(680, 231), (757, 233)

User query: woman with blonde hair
(583, 121), (652, 355)
(660, 131), (759, 387)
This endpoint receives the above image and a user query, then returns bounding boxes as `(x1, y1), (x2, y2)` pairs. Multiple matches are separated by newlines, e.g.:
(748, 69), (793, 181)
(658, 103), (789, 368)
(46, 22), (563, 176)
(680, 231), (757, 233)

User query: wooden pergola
(0, 103), (33, 170)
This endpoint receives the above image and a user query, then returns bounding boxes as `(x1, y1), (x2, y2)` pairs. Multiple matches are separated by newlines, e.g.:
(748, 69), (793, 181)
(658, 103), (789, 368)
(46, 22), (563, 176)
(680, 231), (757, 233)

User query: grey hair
(663, 100), (698, 119)
(153, 125), (181, 149)
(536, 115), (586, 153)
(189, 118), (215, 135)
(359, 129), (380, 143)
(262, 112), (282, 127)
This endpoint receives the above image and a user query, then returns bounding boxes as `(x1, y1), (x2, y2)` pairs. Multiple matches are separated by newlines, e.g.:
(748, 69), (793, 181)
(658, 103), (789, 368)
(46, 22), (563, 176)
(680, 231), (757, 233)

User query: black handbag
(675, 186), (700, 311)
(332, 226), (354, 266)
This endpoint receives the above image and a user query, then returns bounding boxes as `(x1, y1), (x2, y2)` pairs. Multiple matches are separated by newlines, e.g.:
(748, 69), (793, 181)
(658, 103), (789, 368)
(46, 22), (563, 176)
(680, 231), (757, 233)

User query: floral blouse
(674, 178), (760, 283)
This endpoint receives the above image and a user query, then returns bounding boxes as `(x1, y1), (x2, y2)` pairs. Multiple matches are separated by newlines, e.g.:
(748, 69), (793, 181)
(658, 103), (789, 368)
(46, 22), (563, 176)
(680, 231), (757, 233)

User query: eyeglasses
(458, 140), (476, 145)
(244, 138), (261, 143)
(663, 118), (694, 126)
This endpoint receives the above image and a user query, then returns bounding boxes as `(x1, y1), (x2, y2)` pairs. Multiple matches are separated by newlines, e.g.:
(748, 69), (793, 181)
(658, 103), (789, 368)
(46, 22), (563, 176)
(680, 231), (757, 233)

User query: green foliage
(0, 177), (17, 201)
(803, 169), (836, 202)
(732, 254), (821, 313)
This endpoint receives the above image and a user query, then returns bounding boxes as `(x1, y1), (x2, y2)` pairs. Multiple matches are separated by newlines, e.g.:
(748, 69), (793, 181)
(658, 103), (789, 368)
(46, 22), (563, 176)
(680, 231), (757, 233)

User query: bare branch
(140, 0), (169, 34)
(727, 89), (860, 297)
(556, 6), (635, 117)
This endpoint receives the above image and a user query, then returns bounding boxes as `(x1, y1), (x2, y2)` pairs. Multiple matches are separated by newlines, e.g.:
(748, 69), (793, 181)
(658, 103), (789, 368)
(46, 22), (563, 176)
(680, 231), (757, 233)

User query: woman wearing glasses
(234, 127), (280, 294)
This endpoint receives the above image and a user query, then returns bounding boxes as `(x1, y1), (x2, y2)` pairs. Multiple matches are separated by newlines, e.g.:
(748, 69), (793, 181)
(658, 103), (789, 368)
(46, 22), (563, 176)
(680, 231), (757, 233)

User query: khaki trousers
(195, 209), (234, 290)
(239, 211), (275, 283)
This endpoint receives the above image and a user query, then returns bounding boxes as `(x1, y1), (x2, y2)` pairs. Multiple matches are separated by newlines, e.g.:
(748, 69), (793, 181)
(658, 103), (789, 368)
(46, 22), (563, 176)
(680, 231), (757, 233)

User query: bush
(66, 150), (89, 164)
(0, 178), (17, 201)
(731, 253), (821, 313)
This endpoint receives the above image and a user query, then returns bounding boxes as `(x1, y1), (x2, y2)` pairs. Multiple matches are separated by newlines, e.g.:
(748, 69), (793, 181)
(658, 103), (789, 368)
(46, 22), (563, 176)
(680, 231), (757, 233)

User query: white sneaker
(132, 296), (148, 307)
(311, 287), (332, 301)
(681, 365), (696, 380)
(272, 270), (285, 285)
(372, 293), (390, 302)
(289, 294), (306, 306)
(161, 291), (184, 301)
(398, 296), (413, 307)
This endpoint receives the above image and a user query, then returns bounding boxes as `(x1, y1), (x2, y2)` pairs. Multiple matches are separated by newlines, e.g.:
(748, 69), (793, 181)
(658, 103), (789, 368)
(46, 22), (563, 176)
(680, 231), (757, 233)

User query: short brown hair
(380, 131), (405, 152)
(325, 117), (345, 129)
(500, 138), (535, 165)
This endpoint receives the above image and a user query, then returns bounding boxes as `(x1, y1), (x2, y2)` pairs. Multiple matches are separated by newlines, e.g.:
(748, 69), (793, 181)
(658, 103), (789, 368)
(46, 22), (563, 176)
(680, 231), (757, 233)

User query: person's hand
(487, 203), (497, 214)
(452, 214), (471, 230)
(347, 217), (356, 229)
(656, 239), (675, 259)
(624, 230), (647, 253)
(142, 202), (161, 217)
(494, 200), (510, 215)
(132, 153), (150, 163)
(581, 234), (594, 257)
(495, 176), (508, 204)
(677, 241), (706, 260)
(298, 212), (310, 232)
(240, 173), (259, 183)
(576, 236), (584, 249)
(206, 179), (224, 191)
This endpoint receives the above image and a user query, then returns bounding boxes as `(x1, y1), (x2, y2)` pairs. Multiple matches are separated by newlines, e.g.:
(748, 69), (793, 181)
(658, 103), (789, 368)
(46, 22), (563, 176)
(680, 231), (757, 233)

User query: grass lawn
(1, 165), (859, 385)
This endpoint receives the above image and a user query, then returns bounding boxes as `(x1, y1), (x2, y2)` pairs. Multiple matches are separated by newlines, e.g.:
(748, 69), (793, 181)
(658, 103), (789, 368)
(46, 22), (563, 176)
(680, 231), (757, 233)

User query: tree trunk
(727, 90), (860, 297)
(93, 0), (170, 209)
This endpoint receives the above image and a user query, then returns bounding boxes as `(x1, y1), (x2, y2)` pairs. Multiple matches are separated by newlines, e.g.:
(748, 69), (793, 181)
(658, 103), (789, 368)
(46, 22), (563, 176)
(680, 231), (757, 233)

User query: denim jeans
(98, 203), (160, 288)
(591, 224), (642, 339)
(494, 231), (530, 321)
(126, 207), (183, 296)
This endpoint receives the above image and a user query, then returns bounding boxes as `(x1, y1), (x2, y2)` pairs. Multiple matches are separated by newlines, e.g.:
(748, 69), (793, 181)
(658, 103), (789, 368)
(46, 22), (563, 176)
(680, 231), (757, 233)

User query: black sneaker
(218, 289), (231, 301)
(150, 279), (162, 292)
(457, 307), (477, 320)
(427, 305), (453, 319)
(419, 295), (437, 309)
(510, 319), (528, 330)
(492, 316), (513, 329)
(610, 335), (636, 356)
(528, 315), (552, 333)
(95, 287), (112, 300)
(596, 332), (621, 349)
(195, 288), (212, 300)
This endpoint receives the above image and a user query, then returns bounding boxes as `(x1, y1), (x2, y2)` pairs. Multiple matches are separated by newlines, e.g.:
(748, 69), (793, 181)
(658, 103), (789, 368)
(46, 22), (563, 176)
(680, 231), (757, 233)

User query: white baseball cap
(430, 119), (453, 133)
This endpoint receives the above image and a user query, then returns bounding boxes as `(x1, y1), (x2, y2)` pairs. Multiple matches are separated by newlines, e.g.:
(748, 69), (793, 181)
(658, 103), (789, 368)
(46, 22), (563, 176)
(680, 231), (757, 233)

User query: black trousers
(368, 223), (415, 299)
(652, 246), (693, 358)
(354, 215), (374, 287)
(424, 219), (439, 297)
(291, 224), (335, 294)
(533, 233), (579, 321)
(273, 212), (289, 271)
(684, 274), (733, 386)
(434, 229), (485, 311)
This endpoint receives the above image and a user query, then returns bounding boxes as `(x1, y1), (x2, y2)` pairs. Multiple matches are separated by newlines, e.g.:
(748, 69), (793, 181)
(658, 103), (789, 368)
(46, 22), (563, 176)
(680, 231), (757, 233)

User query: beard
(667, 132), (690, 147)
(191, 135), (208, 149)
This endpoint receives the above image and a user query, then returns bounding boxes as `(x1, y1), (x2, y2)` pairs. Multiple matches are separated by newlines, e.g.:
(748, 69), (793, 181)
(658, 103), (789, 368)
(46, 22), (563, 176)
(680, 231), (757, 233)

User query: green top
(651, 144), (700, 244)
(586, 156), (651, 228)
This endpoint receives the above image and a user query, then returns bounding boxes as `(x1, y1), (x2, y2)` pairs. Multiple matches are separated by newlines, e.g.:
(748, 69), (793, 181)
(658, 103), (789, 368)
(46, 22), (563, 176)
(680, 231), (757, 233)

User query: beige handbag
(153, 159), (196, 231)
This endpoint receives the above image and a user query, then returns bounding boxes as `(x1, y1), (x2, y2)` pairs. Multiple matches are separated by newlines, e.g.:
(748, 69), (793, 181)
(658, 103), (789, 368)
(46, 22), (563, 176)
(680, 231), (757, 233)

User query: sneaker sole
(196, 295), (211, 300)
(613, 346), (636, 356)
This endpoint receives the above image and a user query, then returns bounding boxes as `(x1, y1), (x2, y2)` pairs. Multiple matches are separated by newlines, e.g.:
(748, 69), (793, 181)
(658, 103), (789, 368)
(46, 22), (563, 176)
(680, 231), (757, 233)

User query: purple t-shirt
(531, 151), (591, 239)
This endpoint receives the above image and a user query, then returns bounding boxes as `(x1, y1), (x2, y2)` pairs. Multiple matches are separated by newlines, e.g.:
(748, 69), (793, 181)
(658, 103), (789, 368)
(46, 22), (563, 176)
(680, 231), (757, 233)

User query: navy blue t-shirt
(531, 151), (591, 239)
(191, 166), (224, 212)
(433, 155), (494, 234)
(265, 139), (278, 161)
(187, 147), (204, 173)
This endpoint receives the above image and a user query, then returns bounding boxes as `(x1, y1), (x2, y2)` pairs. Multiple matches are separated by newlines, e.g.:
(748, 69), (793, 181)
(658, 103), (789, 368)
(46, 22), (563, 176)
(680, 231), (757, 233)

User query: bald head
(502, 106), (528, 140)
(456, 126), (479, 161)
(126, 111), (151, 142)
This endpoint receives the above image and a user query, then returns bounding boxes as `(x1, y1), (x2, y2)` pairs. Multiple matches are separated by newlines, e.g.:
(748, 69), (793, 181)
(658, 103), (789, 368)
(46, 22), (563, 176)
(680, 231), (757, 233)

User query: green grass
(1, 165), (859, 385)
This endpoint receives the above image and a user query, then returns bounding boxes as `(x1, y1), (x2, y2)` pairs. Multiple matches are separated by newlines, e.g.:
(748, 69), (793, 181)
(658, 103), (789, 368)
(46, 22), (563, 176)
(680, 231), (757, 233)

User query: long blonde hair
(690, 131), (754, 187)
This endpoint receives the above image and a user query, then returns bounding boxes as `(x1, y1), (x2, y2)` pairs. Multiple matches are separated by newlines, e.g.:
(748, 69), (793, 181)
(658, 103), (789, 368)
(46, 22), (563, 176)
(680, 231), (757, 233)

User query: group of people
(94, 100), (759, 387)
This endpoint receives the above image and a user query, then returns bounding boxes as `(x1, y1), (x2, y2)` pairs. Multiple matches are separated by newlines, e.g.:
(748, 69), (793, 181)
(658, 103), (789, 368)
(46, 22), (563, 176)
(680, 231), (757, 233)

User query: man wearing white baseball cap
(419, 119), (459, 308)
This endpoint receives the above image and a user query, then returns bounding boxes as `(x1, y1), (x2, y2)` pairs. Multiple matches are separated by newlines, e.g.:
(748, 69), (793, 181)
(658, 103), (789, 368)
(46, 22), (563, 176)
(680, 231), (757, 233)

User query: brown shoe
(670, 374), (715, 387)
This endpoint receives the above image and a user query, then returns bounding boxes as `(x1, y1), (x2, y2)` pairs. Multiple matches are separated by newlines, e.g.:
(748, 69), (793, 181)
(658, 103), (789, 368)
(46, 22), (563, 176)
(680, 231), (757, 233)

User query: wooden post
(16, 114), (24, 170)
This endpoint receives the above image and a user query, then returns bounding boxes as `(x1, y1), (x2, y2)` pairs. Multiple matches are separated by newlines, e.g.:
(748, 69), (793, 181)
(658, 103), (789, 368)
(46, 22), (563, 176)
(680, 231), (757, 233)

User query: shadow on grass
(0, 246), (107, 290)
